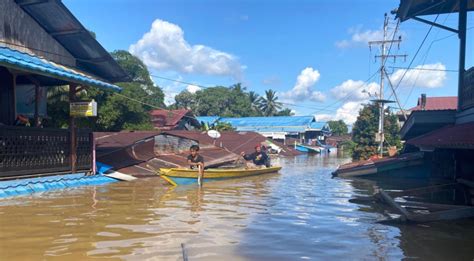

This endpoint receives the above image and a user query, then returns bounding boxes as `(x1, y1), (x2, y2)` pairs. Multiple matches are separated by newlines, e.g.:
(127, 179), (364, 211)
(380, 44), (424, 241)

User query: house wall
(0, 0), (75, 66)
(456, 107), (474, 124)
(154, 134), (197, 154)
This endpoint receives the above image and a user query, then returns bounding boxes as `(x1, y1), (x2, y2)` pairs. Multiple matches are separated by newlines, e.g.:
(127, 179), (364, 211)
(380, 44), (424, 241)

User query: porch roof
(0, 46), (121, 92)
(407, 122), (474, 150)
(396, 0), (474, 22)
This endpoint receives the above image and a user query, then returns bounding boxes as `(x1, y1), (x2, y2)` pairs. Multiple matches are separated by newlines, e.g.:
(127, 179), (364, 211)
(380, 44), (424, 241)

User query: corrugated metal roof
(220, 116), (330, 133)
(15, 0), (129, 82)
(397, 0), (474, 22)
(0, 47), (121, 91)
(164, 130), (268, 154)
(409, 96), (458, 111)
(150, 109), (199, 129)
(407, 122), (474, 150)
(221, 116), (315, 127)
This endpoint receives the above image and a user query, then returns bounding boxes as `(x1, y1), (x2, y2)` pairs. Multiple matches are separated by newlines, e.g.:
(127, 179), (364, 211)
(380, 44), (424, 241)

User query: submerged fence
(0, 126), (93, 178)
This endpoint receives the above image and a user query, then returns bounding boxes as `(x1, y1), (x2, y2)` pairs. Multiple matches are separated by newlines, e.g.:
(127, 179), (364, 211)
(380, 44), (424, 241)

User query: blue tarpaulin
(0, 46), (121, 92)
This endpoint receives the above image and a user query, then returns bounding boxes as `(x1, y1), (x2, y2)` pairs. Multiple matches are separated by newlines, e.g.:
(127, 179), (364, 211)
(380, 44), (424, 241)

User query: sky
(64, 0), (474, 124)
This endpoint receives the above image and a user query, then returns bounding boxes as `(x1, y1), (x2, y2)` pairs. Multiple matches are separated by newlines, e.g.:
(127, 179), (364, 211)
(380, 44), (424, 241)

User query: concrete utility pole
(368, 13), (406, 157)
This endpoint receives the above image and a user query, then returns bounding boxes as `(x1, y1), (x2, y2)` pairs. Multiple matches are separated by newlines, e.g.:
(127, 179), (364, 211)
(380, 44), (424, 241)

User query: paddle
(198, 164), (204, 186)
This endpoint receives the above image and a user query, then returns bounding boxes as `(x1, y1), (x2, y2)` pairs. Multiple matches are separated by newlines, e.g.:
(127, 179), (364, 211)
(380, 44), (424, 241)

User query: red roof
(407, 122), (474, 149)
(149, 109), (192, 129)
(409, 96), (457, 111)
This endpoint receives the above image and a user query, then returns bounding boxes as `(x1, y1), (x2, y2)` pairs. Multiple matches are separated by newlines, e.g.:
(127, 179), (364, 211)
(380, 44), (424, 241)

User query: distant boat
(295, 144), (322, 153)
(159, 166), (282, 186)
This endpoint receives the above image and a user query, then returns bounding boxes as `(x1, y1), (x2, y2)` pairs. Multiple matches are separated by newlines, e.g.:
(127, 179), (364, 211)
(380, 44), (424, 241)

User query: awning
(407, 122), (474, 150)
(15, 0), (129, 82)
(396, 0), (474, 22)
(0, 46), (121, 92)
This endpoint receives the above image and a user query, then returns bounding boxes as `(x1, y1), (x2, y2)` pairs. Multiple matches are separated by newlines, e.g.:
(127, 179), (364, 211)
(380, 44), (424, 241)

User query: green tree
(174, 90), (196, 109)
(213, 122), (235, 131)
(276, 108), (294, 116)
(327, 120), (349, 136)
(351, 103), (401, 160)
(259, 89), (282, 116)
(45, 50), (163, 131)
(248, 91), (262, 115)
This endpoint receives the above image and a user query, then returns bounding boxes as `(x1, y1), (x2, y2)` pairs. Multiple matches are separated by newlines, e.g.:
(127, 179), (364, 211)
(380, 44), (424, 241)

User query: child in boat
(187, 145), (204, 185)
(240, 145), (270, 168)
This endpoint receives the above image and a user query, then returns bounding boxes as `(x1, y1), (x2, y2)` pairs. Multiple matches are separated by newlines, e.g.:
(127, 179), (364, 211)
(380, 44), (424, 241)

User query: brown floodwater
(1, 155), (474, 260)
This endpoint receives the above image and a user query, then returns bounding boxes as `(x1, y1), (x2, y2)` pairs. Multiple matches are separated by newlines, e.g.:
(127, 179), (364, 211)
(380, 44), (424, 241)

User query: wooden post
(34, 83), (39, 127)
(69, 84), (77, 173)
(12, 73), (17, 120)
(458, 0), (467, 111)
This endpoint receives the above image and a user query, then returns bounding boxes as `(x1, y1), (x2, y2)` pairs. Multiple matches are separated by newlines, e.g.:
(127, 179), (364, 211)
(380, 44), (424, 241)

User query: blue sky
(64, 0), (473, 123)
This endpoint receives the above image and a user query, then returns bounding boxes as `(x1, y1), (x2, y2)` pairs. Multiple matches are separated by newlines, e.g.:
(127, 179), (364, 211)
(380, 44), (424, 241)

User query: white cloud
(315, 101), (364, 125)
(315, 79), (380, 125)
(186, 84), (201, 94)
(389, 63), (447, 88)
(280, 67), (326, 103)
(130, 19), (244, 79)
(330, 79), (379, 102)
(336, 26), (384, 49)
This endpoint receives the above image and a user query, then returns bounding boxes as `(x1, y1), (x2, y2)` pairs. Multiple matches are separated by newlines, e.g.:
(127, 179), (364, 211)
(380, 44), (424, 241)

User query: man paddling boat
(187, 145), (204, 185)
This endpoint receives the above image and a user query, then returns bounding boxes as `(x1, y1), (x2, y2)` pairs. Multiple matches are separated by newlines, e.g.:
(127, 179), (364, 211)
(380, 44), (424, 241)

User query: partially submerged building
(196, 116), (331, 145)
(0, 0), (127, 193)
(399, 94), (458, 139)
(150, 109), (201, 131)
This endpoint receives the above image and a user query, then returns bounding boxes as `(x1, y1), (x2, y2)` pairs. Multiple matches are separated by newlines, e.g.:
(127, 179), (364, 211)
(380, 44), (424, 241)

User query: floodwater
(1, 155), (474, 260)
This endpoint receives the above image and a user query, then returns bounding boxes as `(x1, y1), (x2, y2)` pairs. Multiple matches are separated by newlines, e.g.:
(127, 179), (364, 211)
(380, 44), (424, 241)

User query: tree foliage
(327, 120), (348, 136)
(46, 50), (164, 131)
(258, 89), (283, 116)
(351, 103), (401, 160)
(172, 86), (289, 117)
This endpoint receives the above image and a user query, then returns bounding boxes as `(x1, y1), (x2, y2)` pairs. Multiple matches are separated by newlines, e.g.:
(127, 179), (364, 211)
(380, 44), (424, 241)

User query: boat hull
(295, 144), (322, 153)
(160, 166), (282, 185)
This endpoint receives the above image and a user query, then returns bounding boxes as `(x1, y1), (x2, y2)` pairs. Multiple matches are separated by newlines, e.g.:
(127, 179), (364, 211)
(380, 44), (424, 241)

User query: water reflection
(0, 154), (473, 260)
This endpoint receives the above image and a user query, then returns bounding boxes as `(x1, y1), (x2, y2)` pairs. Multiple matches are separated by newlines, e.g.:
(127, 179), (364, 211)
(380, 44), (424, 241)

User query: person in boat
(240, 145), (270, 168)
(187, 145), (204, 184)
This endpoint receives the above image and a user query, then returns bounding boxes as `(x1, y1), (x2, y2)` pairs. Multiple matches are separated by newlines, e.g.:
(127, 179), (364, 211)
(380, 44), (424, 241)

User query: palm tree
(248, 91), (262, 115)
(259, 89), (282, 116)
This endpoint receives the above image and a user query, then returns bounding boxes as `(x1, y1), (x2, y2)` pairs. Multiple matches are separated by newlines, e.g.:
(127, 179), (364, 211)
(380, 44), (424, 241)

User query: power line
(386, 13), (441, 103)
(388, 66), (458, 72)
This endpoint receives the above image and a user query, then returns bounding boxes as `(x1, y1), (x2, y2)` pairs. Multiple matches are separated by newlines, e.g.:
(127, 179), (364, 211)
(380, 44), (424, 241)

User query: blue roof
(0, 47), (121, 92)
(220, 116), (328, 133)
(309, 122), (329, 130)
(221, 116), (314, 127)
(196, 116), (220, 125)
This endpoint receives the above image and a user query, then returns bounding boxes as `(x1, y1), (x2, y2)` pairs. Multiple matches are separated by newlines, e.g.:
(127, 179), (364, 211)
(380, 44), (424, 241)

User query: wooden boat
(159, 166), (282, 186)
(295, 144), (322, 153)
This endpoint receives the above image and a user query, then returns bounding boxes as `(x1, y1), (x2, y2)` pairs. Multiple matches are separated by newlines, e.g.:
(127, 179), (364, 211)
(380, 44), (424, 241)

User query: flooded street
(1, 155), (474, 260)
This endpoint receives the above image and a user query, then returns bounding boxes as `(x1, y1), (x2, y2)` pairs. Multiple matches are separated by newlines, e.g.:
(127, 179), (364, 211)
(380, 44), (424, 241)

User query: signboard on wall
(70, 100), (97, 117)
(15, 84), (47, 117)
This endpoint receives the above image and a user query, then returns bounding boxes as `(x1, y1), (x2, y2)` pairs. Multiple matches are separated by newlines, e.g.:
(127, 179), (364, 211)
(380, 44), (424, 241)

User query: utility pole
(368, 13), (407, 157)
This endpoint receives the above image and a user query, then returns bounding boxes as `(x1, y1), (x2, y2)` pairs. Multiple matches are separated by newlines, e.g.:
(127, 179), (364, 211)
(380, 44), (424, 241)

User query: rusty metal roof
(407, 122), (474, 150)
(409, 96), (458, 111)
(165, 130), (268, 154)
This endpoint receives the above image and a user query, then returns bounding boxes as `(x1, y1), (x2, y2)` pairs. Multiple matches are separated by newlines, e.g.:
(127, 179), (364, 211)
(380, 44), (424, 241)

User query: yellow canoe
(159, 166), (282, 186)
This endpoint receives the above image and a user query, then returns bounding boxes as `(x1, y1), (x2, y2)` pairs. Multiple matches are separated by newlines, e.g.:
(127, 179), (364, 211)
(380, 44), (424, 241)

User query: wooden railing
(0, 126), (92, 178)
